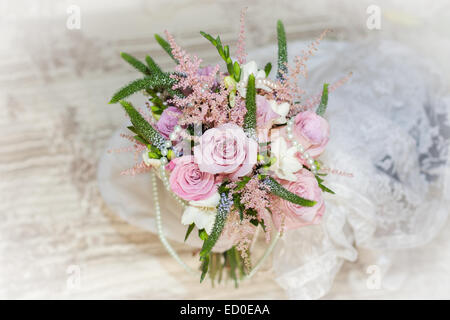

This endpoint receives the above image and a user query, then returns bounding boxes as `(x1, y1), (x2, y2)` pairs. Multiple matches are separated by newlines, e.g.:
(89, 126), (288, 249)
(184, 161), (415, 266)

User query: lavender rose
(156, 106), (181, 138)
(193, 123), (258, 180)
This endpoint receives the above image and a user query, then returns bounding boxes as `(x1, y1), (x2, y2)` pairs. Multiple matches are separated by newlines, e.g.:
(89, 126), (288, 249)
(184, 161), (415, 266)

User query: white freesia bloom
(269, 137), (302, 181)
(142, 151), (161, 167)
(181, 192), (220, 234)
(237, 60), (271, 96)
(269, 100), (290, 124)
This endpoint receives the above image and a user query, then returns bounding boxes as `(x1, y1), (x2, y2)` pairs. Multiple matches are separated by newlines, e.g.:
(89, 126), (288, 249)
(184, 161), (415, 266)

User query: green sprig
(199, 191), (232, 259)
(154, 34), (178, 63)
(276, 20), (288, 81)
(243, 74), (256, 132)
(316, 83), (329, 116)
(120, 52), (149, 75)
(119, 100), (167, 150)
(200, 31), (240, 81)
(109, 73), (176, 103)
(263, 176), (316, 207)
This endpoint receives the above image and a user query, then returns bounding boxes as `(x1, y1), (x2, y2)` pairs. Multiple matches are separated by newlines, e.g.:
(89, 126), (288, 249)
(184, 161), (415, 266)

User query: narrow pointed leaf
(110, 74), (176, 103)
(145, 55), (163, 75)
(243, 74), (256, 132)
(263, 176), (316, 207)
(184, 223), (195, 242)
(119, 100), (167, 149)
(264, 62), (272, 77)
(200, 254), (210, 283)
(276, 20), (288, 80)
(316, 83), (329, 116)
(120, 52), (149, 75)
(154, 34), (178, 63)
(199, 191), (232, 258)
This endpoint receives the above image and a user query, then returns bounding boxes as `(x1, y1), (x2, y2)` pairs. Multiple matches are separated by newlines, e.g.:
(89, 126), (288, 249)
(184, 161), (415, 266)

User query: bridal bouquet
(108, 10), (339, 285)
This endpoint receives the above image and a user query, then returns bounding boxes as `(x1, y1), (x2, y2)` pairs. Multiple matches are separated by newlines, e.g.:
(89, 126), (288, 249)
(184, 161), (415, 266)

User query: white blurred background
(0, 0), (449, 299)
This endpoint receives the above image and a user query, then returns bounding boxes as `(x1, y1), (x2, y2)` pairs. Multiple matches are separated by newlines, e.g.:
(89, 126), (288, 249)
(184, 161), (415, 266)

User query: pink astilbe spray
(276, 29), (331, 105)
(232, 176), (272, 243)
(121, 160), (152, 176)
(223, 211), (255, 271)
(236, 7), (248, 65)
(165, 31), (233, 127)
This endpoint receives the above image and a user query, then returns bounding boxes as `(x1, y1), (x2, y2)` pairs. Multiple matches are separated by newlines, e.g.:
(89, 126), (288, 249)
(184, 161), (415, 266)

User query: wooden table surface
(1, 0), (449, 299)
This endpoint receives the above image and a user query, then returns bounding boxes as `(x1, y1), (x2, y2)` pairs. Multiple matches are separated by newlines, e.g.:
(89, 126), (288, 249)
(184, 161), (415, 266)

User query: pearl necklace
(285, 117), (318, 175)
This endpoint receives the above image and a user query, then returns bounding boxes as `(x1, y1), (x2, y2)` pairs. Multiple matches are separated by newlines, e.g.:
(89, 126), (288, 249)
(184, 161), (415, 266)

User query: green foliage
(199, 190), (232, 259)
(145, 55), (163, 75)
(263, 176), (316, 207)
(264, 62), (272, 77)
(316, 83), (329, 116)
(109, 73), (176, 103)
(276, 20), (288, 80)
(315, 175), (335, 194)
(200, 31), (240, 81)
(198, 229), (208, 241)
(154, 34), (178, 63)
(184, 223), (195, 242)
(200, 254), (210, 283)
(120, 52), (149, 75)
(243, 74), (256, 132)
(119, 100), (167, 149)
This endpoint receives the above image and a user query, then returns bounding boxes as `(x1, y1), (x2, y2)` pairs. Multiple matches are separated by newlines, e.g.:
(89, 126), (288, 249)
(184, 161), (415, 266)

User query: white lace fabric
(98, 40), (450, 299)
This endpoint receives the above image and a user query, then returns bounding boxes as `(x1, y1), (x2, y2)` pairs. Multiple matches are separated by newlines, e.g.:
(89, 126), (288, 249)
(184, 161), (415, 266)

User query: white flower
(142, 151), (161, 167)
(269, 100), (290, 124)
(181, 192), (220, 234)
(269, 137), (302, 181)
(237, 61), (271, 96)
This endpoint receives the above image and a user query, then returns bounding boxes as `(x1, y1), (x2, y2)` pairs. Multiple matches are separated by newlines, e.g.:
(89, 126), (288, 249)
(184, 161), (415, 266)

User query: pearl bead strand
(151, 172), (195, 275)
(285, 117), (318, 175)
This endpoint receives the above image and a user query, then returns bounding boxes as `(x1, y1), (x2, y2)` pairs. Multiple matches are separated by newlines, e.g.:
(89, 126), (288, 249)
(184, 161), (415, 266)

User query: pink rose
(293, 111), (329, 158)
(272, 169), (325, 230)
(169, 155), (218, 201)
(194, 123), (258, 180)
(256, 95), (279, 129)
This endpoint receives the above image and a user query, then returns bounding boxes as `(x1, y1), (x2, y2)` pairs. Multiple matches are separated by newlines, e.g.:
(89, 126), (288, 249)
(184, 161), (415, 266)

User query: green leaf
(184, 223), (195, 242)
(264, 62), (272, 77)
(133, 135), (148, 145)
(319, 183), (335, 194)
(199, 191), (232, 258)
(263, 176), (316, 207)
(276, 20), (288, 80)
(316, 83), (329, 116)
(227, 248), (238, 288)
(233, 61), (241, 81)
(154, 34), (178, 63)
(235, 176), (251, 191)
(243, 74), (256, 132)
(200, 31), (236, 80)
(200, 254), (210, 283)
(109, 74), (176, 103)
(110, 78), (151, 103)
(315, 175), (335, 194)
(120, 52), (149, 75)
(127, 126), (138, 135)
(233, 193), (245, 221)
(198, 229), (208, 241)
(119, 100), (167, 149)
(145, 55), (163, 75)
(200, 31), (216, 45)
